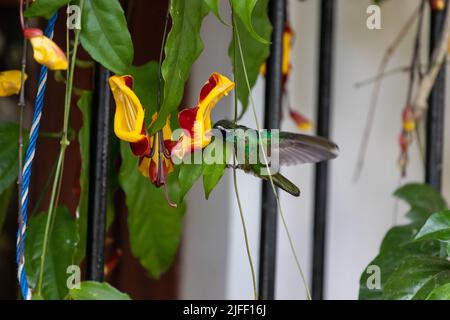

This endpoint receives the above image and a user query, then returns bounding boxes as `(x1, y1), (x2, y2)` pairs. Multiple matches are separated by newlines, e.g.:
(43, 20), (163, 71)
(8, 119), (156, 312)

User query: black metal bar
(426, 2), (447, 191)
(258, 0), (286, 300)
(311, 0), (335, 300)
(86, 64), (112, 281)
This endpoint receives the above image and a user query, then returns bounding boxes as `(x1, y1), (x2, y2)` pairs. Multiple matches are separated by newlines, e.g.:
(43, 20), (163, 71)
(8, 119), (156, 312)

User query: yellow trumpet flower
(0, 70), (27, 97)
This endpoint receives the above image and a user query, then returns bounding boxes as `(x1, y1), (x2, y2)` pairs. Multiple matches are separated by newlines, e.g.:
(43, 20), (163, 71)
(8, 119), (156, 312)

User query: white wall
(180, 0), (450, 300)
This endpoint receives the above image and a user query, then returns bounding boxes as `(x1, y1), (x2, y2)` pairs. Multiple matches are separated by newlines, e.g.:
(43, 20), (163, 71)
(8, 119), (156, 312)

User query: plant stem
(36, 0), (84, 295)
(234, 14), (312, 300)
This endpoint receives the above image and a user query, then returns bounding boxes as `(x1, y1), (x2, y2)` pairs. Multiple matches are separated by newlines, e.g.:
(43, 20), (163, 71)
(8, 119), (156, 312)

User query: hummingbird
(213, 120), (339, 197)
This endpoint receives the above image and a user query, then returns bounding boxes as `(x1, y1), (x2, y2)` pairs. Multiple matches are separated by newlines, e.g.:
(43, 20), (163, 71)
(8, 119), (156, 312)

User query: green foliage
(203, 0), (227, 25)
(178, 162), (204, 202)
(149, 0), (209, 135)
(24, 0), (71, 19)
(25, 207), (77, 300)
(230, 0), (269, 44)
(119, 142), (185, 278)
(202, 139), (232, 199)
(80, 0), (134, 74)
(0, 184), (13, 232)
(415, 211), (450, 242)
(67, 281), (131, 300)
(426, 283), (450, 300)
(359, 183), (450, 300)
(229, 0), (271, 118)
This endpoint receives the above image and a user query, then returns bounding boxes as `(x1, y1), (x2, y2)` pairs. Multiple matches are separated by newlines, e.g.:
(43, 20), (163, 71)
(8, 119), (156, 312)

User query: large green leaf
(75, 91), (116, 263)
(178, 163), (203, 202)
(149, 0), (209, 134)
(67, 281), (130, 300)
(229, 0), (271, 118)
(119, 142), (185, 278)
(415, 210), (450, 242)
(24, 0), (71, 19)
(128, 61), (160, 125)
(359, 223), (441, 299)
(25, 207), (77, 300)
(426, 283), (450, 300)
(80, 0), (134, 74)
(203, 0), (227, 25)
(202, 139), (232, 199)
(0, 122), (28, 194)
(394, 183), (448, 223)
(231, 0), (269, 44)
(382, 256), (450, 300)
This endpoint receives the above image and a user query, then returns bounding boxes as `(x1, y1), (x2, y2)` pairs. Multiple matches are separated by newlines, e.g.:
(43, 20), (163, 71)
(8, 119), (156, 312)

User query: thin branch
(353, 5), (420, 182)
(413, 4), (450, 119)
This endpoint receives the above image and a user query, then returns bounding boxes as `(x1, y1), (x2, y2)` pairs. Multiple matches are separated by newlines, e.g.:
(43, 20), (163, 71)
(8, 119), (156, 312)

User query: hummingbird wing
(276, 132), (339, 166)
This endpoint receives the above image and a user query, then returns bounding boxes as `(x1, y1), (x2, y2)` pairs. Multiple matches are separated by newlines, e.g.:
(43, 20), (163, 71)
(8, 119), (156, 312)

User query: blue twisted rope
(17, 13), (58, 300)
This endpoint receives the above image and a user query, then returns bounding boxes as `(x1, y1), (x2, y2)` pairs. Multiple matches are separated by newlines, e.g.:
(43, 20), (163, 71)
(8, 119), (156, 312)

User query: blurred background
(0, 0), (449, 300)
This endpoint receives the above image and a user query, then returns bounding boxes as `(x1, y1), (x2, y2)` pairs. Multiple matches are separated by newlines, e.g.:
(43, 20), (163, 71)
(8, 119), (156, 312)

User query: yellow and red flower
(24, 28), (68, 70)
(289, 109), (312, 132)
(172, 72), (235, 159)
(109, 75), (175, 188)
(0, 70), (27, 97)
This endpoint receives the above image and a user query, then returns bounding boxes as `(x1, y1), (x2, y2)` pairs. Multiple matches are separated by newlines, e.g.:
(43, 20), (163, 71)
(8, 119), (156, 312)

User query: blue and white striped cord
(17, 13), (58, 300)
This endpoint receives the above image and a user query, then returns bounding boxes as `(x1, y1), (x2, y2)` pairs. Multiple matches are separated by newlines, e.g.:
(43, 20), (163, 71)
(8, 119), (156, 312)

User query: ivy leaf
(0, 122), (28, 194)
(178, 162), (204, 201)
(75, 91), (117, 263)
(229, 0), (271, 118)
(25, 207), (77, 300)
(24, 0), (71, 19)
(382, 256), (450, 300)
(119, 142), (185, 278)
(67, 281), (130, 300)
(359, 223), (441, 299)
(80, 0), (134, 74)
(202, 140), (232, 199)
(149, 0), (209, 135)
(231, 0), (270, 44)
(203, 0), (228, 25)
(394, 183), (448, 223)
(415, 210), (450, 242)
(128, 61), (160, 125)
(426, 283), (450, 300)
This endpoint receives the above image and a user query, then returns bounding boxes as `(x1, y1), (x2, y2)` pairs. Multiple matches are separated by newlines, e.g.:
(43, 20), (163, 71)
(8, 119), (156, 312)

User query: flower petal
(289, 109), (312, 132)
(0, 70), (27, 97)
(28, 35), (68, 70)
(109, 75), (146, 143)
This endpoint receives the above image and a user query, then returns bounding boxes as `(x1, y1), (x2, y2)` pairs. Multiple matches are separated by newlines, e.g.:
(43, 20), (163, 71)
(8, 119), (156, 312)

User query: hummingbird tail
(269, 173), (300, 197)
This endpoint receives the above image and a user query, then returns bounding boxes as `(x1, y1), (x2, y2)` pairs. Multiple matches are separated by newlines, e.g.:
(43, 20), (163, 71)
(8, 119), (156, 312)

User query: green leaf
(0, 184), (13, 232)
(178, 162), (203, 201)
(231, 0), (270, 44)
(203, 0), (227, 25)
(75, 91), (116, 263)
(80, 0), (134, 74)
(415, 210), (450, 242)
(426, 283), (450, 300)
(24, 0), (71, 19)
(150, 0), (209, 134)
(229, 0), (271, 118)
(202, 140), (232, 199)
(359, 223), (441, 299)
(127, 61), (160, 125)
(0, 122), (28, 194)
(383, 256), (450, 300)
(394, 183), (448, 223)
(25, 207), (77, 300)
(67, 281), (130, 300)
(119, 142), (185, 278)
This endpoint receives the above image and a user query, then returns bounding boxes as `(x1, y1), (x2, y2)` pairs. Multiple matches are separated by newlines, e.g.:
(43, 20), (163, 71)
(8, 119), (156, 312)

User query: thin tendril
(234, 15), (312, 300)
(231, 5), (258, 300)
